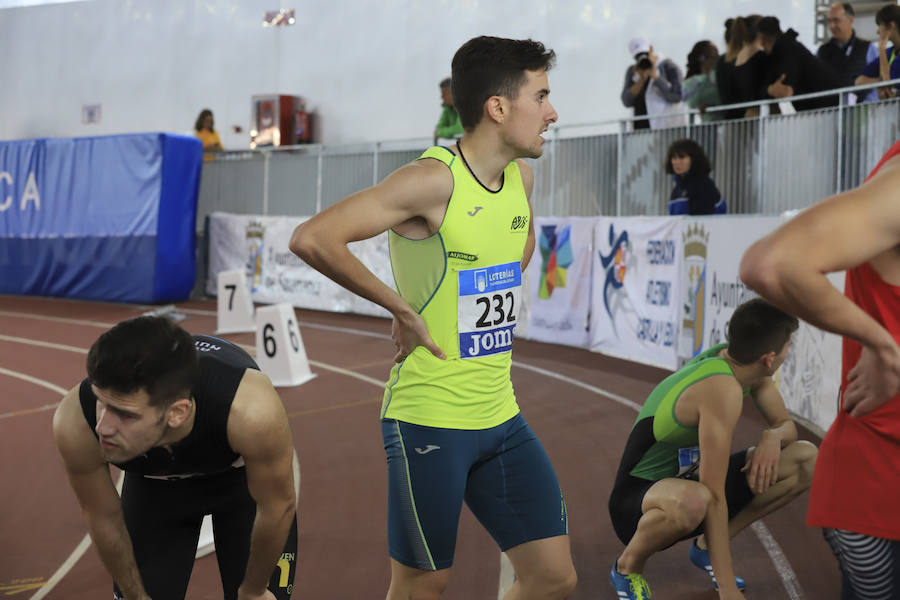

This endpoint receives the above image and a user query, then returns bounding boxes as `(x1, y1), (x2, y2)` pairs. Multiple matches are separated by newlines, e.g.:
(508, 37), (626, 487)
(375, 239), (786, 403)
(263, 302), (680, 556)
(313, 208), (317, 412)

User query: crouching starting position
(608, 298), (817, 600)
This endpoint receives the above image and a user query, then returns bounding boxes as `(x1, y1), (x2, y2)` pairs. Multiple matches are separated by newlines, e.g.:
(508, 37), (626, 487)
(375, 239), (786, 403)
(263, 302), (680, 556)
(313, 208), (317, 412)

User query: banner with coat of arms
(679, 216), (842, 433)
(589, 217), (682, 370)
(206, 212), (393, 317)
(522, 216), (597, 348)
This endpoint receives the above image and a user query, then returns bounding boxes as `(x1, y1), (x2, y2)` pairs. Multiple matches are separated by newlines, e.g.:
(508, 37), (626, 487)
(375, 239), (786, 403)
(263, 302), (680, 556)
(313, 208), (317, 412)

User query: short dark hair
(451, 36), (556, 131)
(665, 139), (712, 176)
(727, 298), (799, 364)
(840, 2), (855, 17)
(876, 4), (900, 31)
(87, 316), (198, 408)
(757, 16), (783, 39)
(195, 109), (214, 133)
(439, 77), (452, 89)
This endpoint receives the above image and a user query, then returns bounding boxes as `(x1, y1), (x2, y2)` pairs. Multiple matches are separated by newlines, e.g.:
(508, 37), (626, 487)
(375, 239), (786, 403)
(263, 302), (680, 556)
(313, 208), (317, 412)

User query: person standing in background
(195, 109), (223, 152)
(817, 2), (878, 103)
(683, 41), (722, 122)
(434, 77), (463, 143)
(621, 37), (688, 130)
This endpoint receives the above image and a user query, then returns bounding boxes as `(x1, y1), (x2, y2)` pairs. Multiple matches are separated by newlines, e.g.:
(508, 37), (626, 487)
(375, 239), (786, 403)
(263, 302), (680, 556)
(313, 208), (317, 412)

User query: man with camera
(621, 37), (688, 130)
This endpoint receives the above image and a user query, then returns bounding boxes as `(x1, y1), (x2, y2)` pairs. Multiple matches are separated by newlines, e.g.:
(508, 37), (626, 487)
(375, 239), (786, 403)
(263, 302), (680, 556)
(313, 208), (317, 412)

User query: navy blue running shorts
(381, 413), (568, 571)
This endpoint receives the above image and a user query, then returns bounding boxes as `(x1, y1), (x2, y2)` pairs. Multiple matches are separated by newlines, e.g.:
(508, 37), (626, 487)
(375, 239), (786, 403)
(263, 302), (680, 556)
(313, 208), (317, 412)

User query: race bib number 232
(457, 261), (521, 359)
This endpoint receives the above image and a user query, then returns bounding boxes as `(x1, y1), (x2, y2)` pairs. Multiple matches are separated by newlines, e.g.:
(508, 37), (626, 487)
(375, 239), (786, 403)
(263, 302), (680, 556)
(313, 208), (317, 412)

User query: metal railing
(197, 80), (900, 226)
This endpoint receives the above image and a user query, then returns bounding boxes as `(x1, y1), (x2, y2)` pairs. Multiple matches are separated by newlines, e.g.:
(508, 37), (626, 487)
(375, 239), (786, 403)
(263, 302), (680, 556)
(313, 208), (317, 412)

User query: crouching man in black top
(52, 316), (298, 600)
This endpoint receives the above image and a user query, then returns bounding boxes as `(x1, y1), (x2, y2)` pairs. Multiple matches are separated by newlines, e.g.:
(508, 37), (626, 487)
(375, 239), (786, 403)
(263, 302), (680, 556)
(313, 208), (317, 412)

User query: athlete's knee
(669, 484), (711, 532)
(517, 561), (577, 598)
(788, 440), (818, 489)
(388, 569), (450, 600)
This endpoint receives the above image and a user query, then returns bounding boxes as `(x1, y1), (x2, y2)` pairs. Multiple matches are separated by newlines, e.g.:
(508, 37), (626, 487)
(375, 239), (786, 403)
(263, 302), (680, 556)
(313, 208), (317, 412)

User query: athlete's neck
(456, 131), (516, 190)
(717, 349), (768, 388)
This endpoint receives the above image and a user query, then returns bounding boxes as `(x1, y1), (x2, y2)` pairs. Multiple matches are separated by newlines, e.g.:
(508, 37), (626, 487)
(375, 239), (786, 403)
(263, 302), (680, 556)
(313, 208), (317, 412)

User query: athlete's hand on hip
(392, 309), (446, 363)
(236, 587), (276, 600)
(845, 343), (900, 417)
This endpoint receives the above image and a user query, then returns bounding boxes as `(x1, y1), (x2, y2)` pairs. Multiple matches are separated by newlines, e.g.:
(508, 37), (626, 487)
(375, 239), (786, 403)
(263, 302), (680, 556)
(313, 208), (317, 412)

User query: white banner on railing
(589, 217), (681, 370)
(206, 212), (393, 317)
(679, 216), (842, 432)
(523, 217), (596, 348)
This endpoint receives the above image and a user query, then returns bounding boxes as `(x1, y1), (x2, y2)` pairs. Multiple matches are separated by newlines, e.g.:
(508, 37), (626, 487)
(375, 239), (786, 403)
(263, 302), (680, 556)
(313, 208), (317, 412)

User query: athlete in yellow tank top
(289, 36), (576, 599)
(382, 144), (530, 429)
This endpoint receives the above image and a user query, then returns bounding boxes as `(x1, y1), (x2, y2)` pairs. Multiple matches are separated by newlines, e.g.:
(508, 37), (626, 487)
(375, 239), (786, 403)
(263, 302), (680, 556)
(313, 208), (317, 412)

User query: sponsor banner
(589, 217), (681, 370)
(523, 216), (595, 348)
(207, 212), (392, 317)
(680, 216), (842, 432)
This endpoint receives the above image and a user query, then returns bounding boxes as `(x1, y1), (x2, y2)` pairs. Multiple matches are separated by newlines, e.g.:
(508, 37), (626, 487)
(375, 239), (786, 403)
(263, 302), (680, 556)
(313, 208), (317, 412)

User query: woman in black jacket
(665, 139), (726, 215)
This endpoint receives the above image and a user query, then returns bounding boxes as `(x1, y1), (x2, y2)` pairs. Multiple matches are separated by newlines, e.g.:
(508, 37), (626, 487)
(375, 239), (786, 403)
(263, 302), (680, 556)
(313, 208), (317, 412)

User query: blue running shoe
(610, 560), (652, 599)
(689, 539), (746, 591)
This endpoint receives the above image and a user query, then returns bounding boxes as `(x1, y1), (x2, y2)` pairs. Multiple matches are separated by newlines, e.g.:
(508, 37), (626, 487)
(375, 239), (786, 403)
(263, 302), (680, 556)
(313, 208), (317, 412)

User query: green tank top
(627, 343), (734, 480)
(381, 146), (530, 429)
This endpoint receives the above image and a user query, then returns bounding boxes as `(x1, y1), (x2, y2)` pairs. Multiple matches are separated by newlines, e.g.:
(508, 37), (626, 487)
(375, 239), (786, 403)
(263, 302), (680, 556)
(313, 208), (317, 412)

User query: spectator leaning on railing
(683, 41), (722, 121)
(817, 2), (878, 103)
(758, 16), (842, 111)
(732, 15), (768, 118)
(856, 4), (900, 100)
(621, 37), (688, 130)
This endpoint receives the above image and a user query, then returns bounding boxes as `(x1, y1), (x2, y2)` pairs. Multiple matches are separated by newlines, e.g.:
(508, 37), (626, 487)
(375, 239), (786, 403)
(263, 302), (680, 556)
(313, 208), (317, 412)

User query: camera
(635, 52), (652, 70)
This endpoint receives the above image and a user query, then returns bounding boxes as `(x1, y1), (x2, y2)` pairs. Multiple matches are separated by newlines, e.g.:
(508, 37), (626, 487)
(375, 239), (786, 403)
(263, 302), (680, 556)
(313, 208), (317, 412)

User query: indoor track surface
(0, 295), (839, 599)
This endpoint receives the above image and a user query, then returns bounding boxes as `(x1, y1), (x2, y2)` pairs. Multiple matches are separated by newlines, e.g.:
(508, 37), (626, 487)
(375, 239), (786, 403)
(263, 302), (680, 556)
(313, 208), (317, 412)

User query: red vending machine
(250, 95), (311, 148)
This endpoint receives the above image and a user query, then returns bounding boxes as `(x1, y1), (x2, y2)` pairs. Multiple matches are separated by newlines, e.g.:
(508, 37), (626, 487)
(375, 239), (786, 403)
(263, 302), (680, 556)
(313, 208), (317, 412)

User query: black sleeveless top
(79, 335), (259, 478)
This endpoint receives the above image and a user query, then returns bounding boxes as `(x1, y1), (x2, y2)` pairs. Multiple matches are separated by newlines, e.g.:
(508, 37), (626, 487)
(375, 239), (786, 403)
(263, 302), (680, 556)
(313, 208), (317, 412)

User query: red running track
(0, 295), (839, 599)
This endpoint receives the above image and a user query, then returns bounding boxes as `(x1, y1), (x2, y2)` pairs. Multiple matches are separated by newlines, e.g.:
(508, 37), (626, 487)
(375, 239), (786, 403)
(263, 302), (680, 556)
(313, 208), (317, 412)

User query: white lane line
(0, 366), (69, 395)
(752, 521), (804, 600)
(1, 311), (804, 599)
(0, 310), (114, 328)
(29, 471), (126, 600)
(511, 361), (643, 413)
(0, 360), (119, 600)
(0, 334), (89, 355)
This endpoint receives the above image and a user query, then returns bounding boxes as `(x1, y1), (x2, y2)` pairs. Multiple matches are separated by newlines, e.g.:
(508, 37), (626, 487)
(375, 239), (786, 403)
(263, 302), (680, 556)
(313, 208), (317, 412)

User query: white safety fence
(197, 82), (900, 224)
(207, 211), (842, 435)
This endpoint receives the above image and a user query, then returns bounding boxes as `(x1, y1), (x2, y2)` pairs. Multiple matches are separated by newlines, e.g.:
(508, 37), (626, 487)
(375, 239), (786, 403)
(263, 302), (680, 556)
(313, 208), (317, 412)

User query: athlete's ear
(484, 95), (506, 125)
(761, 350), (776, 370)
(166, 398), (193, 428)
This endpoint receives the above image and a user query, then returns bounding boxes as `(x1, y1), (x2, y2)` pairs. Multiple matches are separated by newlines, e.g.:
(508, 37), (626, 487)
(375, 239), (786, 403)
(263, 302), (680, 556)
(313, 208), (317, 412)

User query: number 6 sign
(255, 303), (315, 387)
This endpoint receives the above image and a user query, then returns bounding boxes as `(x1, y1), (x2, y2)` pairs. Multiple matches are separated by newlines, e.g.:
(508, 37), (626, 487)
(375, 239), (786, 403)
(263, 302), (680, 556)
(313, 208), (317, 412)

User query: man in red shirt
(740, 139), (900, 598)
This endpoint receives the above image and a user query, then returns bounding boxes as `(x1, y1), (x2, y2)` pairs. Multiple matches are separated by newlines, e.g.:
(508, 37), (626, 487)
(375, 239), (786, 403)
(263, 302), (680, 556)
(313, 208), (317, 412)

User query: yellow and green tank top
(381, 146), (531, 429)
(619, 343), (735, 481)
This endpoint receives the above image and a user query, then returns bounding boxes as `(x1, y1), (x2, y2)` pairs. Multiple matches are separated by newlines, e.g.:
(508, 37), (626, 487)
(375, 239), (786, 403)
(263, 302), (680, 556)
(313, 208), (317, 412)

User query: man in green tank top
(608, 299), (818, 600)
(291, 36), (576, 599)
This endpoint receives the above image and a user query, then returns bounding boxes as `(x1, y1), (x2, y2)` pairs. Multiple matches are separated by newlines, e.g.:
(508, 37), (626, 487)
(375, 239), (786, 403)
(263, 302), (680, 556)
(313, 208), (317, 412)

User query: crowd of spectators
(622, 2), (900, 127)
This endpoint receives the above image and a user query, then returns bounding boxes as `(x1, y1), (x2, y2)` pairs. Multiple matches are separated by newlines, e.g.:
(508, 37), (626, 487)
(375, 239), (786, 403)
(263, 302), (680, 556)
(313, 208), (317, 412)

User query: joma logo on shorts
(510, 216), (529, 231)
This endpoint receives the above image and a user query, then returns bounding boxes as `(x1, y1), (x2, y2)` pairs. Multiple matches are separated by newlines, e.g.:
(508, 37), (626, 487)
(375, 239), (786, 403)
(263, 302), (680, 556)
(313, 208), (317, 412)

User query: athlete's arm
(695, 378), (744, 598)
(517, 159), (537, 271)
(740, 157), (900, 415)
(227, 370), (296, 600)
(289, 160), (451, 362)
(52, 387), (151, 600)
(743, 378), (798, 494)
